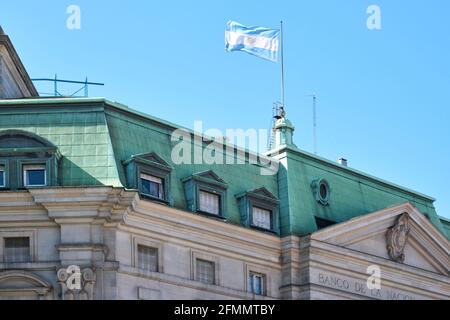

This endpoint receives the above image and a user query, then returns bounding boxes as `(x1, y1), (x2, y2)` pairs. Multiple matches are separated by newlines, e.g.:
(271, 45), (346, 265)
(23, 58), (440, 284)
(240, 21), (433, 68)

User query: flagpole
(280, 21), (285, 114)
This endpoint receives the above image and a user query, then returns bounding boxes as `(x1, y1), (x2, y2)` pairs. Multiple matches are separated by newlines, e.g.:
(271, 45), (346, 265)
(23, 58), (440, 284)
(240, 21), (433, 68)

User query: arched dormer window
(0, 130), (61, 190)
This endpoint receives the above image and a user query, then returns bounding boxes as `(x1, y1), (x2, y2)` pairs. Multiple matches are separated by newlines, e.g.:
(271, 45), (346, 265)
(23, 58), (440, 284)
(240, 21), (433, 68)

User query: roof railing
(32, 75), (104, 97)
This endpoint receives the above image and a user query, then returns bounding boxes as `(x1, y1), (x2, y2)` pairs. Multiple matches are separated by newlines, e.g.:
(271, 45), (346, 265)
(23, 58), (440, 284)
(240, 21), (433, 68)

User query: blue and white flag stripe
(225, 21), (280, 62)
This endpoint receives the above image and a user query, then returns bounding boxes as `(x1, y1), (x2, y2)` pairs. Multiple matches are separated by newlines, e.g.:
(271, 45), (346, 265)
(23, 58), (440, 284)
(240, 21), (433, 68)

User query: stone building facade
(0, 26), (448, 300)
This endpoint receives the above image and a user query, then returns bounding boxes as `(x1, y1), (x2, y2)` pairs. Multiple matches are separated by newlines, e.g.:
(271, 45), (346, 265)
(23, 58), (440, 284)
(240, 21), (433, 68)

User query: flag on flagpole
(225, 21), (280, 62)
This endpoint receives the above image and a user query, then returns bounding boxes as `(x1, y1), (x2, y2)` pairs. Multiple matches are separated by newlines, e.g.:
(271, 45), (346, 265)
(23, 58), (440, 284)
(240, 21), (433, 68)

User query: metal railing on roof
(32, 75), (104, 97)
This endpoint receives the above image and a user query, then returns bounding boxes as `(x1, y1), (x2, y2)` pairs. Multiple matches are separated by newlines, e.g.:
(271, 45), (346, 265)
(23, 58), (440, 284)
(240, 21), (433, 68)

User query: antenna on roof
(306, 93), (317, 155)
(267, 101), (284, 150)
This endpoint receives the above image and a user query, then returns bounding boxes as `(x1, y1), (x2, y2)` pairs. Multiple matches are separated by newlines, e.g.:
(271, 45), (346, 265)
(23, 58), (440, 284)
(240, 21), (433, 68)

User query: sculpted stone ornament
(57, 266), (96, 300)
(386, 213), (410, 263)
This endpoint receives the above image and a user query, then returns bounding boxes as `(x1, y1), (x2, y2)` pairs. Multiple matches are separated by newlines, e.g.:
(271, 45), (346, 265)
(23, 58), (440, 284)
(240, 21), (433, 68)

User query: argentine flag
(225, 21), (280, 62)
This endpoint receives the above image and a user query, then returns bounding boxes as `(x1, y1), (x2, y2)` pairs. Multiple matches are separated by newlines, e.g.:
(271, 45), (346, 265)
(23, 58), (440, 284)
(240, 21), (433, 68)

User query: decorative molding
(0, 270), (52, 299)
(57, 266), (96, 300)
(310, 202), (449, 275)
(311, 178), (331, 206)
(304, 239), (450, 299)
(386, 213), (410, 263)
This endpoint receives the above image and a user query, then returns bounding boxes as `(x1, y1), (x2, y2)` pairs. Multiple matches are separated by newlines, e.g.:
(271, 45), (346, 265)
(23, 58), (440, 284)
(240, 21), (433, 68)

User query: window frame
(17, 159), (52, 189)
(123, 152), (173, 205)
(245, 263), (271, 297)
(139, 172), (165, 200)
(312, 178), (331, 206)
(251, 206), (273, 231)
(248, 271), (266, 296)
(23, 164), (47, 187)
(191, 251), (220, 286)
(0, 169), (5, 188)
(0, 160), (8, 189)
(132, 236), (164, 273)
(195, 259), (216, 285)
(137, 244), (159, 273)
(182, 170), (228, 220)
(0, 230), (36, 263)
(3, 237), (31, 263)
(236, 187), (279, 235)
(197, 188), (222, 217)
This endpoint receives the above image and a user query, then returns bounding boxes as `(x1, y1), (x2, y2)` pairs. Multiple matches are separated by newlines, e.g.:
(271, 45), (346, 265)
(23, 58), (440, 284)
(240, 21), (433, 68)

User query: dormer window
(236, 187), (279, 234)
(182, 170), (227, 219)
(123, 152), (172, 204)
(23, 164), (47, 187)
(0, 130), (60, 190)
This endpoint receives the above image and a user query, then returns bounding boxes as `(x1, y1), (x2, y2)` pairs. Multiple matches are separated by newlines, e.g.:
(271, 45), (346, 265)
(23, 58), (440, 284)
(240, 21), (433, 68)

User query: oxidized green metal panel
(275, 148), (446, 237)
(104, 107), (279, 226)
(0, 98), (447, 240)
(0, 102), (121, 187)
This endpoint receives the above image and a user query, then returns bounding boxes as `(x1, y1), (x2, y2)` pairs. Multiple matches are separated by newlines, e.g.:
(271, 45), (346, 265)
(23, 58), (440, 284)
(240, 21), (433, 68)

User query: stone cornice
(27, 187), (134, 222)
(126, 197), (281, 266)
(131, 197), (280, 246)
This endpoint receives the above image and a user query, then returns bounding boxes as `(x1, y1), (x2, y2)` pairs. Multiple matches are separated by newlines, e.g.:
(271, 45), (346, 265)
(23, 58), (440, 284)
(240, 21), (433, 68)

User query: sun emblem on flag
(244, 36), (257, 46)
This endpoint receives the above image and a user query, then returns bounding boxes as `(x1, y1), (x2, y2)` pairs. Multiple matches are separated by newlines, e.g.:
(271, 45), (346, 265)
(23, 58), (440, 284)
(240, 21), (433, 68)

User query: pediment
(193, 170), (226, 184)
(311, 203), (450, 276)
(250, 187), (278, 200)
(134, 152), (170, 168)
(235, 187), (279, 205)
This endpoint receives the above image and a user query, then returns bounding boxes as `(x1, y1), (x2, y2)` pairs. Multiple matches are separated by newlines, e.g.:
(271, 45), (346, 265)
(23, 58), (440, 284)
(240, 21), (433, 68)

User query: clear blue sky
(1, 1), (449, 218)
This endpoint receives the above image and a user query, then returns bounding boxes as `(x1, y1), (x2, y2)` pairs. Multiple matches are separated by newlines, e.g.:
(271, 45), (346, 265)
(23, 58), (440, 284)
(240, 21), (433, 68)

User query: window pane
(199, 191), (220, 215)
(24, 165), (46, 186)
(140, 174), (163, 199)
(4, 237), (30, 263)
(320, 183), (328, 199)
(137, 245), (158, 272)
(249, 272), (264, 295)
(254, 276), (262, 295)
(252, 207), (271, 230)
(26, 170), (46, 186)
(0, 170), (4, 187)
(196, 259), (215, 285)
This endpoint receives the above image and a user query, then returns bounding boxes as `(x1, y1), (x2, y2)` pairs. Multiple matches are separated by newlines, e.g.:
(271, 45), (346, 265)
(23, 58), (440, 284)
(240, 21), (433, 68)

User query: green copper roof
(0, 98), (121, 186)
(274, 117), (294, 130)
(267, 145), (445, 236)
(0, 97), (447, 239)
(439, 216), (450, 238)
